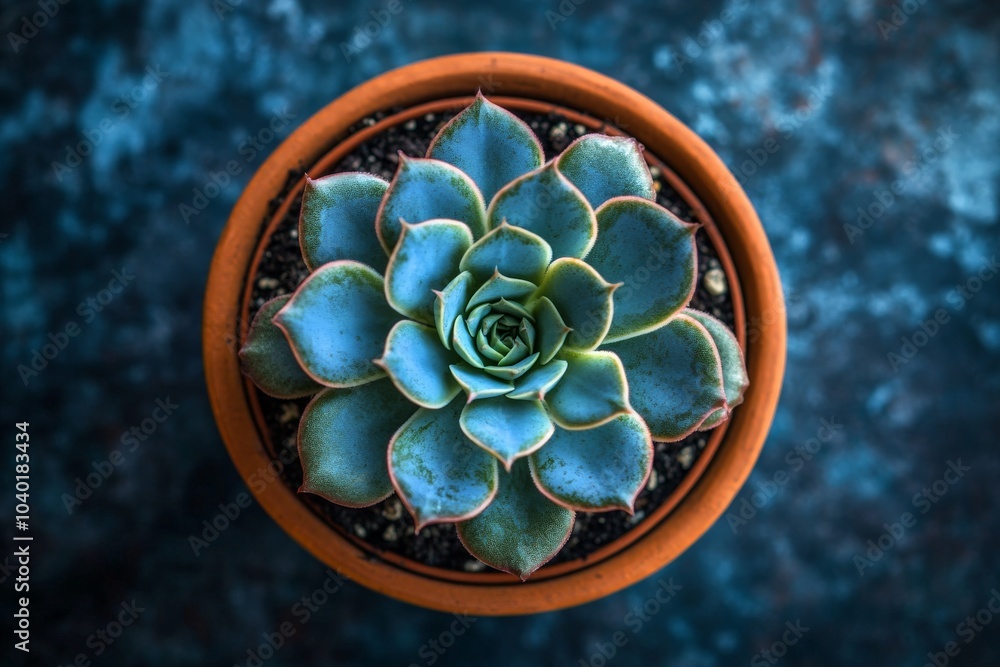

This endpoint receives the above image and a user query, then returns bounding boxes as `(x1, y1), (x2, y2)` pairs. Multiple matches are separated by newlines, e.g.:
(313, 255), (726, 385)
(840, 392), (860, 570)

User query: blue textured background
(2, 0), (999, 665)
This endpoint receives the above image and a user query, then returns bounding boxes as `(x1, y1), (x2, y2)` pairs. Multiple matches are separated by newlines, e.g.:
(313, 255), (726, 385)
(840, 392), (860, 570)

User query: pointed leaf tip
(275, 261), (396, 388)
(427, 95), (544, 203)
(457, 459), (574, 579)
(377, 157), (486, 253)
(536, 258), (615, 351)
(433, 271), (475, 349)
(557, 134), (656, 209)
(389, 399), (499, 529)
(459, 222), (552, 284)
(603, 313), (727, 441)
(589, 197), (699, 343)
(487, 161), (598, 260)
(545, 350), (630, 429)
(298, 382), (414, 507)
(239, 296), (322, 399)
(385, 219), (472, 324)
(684, 308), (749, 414)
(529, 412), (653, 513)
(299, 172), (389, 272)
(379, 320), (461, 409)
(459, 397), (554, 469)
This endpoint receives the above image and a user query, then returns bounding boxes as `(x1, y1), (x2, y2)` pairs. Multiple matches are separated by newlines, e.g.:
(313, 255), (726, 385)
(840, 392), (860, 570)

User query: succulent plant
(240, 93), (749, 579)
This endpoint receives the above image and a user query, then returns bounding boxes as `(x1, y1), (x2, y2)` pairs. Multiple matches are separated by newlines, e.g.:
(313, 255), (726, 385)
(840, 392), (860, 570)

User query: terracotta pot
(203, 53), (785, 615)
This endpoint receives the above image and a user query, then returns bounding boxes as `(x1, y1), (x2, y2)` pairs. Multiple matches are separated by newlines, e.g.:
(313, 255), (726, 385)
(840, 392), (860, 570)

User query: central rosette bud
(472, 299), (536, 371)
(438, 264), (575, 406)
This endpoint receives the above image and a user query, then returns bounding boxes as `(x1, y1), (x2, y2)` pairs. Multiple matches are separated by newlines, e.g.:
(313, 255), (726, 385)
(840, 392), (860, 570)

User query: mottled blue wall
(2, 0), (999, 665)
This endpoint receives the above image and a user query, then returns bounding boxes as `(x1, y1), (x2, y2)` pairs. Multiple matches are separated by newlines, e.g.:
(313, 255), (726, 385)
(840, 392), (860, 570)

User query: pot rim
(204, 52), (785, 615)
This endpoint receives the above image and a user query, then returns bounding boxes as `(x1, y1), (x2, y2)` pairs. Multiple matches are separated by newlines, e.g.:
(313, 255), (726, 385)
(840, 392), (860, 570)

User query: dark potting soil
(246, 108), (738, 572)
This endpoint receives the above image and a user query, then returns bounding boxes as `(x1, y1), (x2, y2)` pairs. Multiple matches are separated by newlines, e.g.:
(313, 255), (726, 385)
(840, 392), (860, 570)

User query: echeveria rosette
(239, 92), (749, 579)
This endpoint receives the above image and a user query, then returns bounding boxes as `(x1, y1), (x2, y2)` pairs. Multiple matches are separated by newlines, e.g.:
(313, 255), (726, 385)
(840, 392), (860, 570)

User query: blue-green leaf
(450, 363), (514, 401)
(498, 337), (530, 366)
(427, 93), (544, 203)
(275, 261), (397, 388)
(434, 271), (475, 349)
(603, 312), (727, 441)
(488, 161), (598, 260)
(589, 197), (698, 342)
(459, 397), (554, 469)
(466, 271), (537, 310)
(531, 296), (570, 364)
(298, 382), (415, 507)
(493, 298), (534, 321)
(698, 409), (728, 432)
(388, 398), (499, 530)
(457, 459), (574, 580)
(518, 318), (536, 349)
(685, 308), (749, 424)
(377, 320), (461, 409)
(529, 412), (653, 513)
(483, 352), (540, 381)
(536, 258), (617, 351)
(476, 328), (506, 363)
(385, 220), (472, 324)
(299, 173), (389, 272)
(508, 359), (568, 401)
(545, 350), (629, 429)
(556, 134), (655, 209)
(452, 316), (484, 368)
(376, 155), (486, 252)
(240, 296), (322, 398)
(465, 303), (492, 333)
(460, 221), (553, 284)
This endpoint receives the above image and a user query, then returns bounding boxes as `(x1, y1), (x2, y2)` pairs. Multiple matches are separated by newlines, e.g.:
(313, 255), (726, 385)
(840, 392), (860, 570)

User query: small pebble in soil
(549, 122), (570, 152)
(278, 403), (300, 424)
(257, 277), (280, 290)
(382, 525), (397, 542)
(647, 472), (660, 491)
(463, 560), (486, 573)
(704, 268), (728, 296)
(381, 498), (403, 521)
(677, 446), (696, 470)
